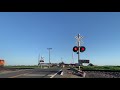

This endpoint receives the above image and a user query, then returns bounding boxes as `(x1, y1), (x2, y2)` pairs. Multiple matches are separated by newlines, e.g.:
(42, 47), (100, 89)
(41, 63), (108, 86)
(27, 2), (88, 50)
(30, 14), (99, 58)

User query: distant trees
(59, 61), (64, 65)
(88, 63), (94, 66)
(59, 61), (65, 67)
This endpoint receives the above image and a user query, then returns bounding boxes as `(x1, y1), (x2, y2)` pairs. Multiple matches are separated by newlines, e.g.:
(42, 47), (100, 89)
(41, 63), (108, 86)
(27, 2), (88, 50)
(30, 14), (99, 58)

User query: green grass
(75, 66), (120, 71)
(4, 65), (43, 69)
(4, 65), (60, 69)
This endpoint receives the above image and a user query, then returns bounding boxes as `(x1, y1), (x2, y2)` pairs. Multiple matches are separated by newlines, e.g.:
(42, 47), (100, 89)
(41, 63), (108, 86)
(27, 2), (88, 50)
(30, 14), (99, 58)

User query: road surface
(0, 68), (61, 78)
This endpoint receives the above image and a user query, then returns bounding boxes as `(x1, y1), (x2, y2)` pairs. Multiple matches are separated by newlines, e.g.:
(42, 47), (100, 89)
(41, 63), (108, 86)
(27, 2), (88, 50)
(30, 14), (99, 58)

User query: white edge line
(83, 72), (86, 78)
(60, 72), (63, 75)
(50, 69), (62, 78)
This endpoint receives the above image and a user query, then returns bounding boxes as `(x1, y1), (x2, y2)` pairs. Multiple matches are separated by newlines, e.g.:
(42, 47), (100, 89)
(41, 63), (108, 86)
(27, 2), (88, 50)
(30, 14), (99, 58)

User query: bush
(88, 63), (94, 66)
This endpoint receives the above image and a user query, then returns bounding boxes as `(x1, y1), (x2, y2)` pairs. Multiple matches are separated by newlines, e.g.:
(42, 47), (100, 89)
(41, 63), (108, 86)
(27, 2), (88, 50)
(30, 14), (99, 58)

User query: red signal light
(73, 46), (78, 52)
(74, 47), (78, 51)
(80, 46), (86, 52)
(81, 47), (85, 51)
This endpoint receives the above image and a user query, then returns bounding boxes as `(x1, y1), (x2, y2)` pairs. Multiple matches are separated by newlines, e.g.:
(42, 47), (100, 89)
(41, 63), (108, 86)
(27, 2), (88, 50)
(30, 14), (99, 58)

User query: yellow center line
(9, 73), (30, 78)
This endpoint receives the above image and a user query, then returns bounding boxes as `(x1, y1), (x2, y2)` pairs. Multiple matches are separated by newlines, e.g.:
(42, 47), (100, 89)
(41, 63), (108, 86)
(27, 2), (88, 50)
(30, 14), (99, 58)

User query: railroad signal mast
(73, 34), (86, 66)
(38, 54), (44, 68)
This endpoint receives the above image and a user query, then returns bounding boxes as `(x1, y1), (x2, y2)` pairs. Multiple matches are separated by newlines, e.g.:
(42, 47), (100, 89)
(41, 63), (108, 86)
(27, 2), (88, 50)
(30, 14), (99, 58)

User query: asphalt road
(0, 68), (61, 78)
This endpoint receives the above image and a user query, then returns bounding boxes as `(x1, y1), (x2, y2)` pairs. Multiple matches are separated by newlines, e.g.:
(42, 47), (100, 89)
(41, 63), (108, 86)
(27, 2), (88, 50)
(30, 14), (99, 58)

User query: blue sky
(0, 12), (120, 66)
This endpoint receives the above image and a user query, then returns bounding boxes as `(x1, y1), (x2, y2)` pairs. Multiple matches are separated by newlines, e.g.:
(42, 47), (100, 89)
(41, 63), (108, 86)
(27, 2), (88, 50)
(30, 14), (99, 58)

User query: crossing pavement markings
(50, 69), (62, 78)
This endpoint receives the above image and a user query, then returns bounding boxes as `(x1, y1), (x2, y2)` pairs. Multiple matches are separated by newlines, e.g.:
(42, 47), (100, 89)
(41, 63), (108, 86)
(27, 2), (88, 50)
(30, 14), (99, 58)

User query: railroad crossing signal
(73, 34), (88, 66)
(73, 46), (86, 52)
(40, 60), (44, 62)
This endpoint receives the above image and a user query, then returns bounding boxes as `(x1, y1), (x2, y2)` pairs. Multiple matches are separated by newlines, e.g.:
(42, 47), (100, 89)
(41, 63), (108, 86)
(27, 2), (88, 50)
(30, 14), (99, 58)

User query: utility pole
(61, 57), (63, 62)
(72, 52), (74, 64)
(38, 53), (40, 67)
(47, 48), (52, 68)
(75, 34), (84, 66)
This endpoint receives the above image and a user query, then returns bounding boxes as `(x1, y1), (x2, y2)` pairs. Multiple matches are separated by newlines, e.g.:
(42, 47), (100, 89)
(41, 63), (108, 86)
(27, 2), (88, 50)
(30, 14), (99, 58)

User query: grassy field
(79, 66), (120, 71)
(4, 65), (45, 69)
(4, 65), (60, 69)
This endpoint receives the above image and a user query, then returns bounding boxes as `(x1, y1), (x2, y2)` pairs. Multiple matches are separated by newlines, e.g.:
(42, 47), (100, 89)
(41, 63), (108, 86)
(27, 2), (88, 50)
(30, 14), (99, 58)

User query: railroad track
(83, 70), (120, 72)
(69, 68), (120, 78)
(83, 70), (120, 78)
